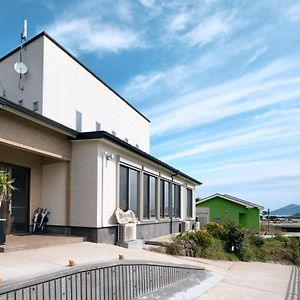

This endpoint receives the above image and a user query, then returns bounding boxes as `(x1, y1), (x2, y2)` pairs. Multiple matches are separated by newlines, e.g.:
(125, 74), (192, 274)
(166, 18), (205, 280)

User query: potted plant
(0, 170), (15, 244)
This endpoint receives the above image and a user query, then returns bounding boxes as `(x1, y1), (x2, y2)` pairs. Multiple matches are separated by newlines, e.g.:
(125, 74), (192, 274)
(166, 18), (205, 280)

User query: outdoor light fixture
(104, 151), (114, 161)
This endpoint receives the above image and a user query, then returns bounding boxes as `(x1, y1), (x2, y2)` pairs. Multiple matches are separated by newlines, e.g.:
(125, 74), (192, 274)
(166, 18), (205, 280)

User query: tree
(0, 171), (15, 207)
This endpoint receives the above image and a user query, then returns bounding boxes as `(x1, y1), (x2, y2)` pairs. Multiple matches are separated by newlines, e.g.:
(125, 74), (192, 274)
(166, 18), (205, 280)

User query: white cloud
(149, 58), (300, 135)
(167, 13), (190, 32)
(139, 0), (156, 8)
(183, 12), (237, 46)
(248, 44), (268, 64)
(46, 17), (143, 55)
(198, 159), (300, 186)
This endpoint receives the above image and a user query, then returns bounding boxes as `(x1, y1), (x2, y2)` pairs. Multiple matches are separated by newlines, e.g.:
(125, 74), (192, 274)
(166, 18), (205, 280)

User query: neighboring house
(0, 32), (201, 243)
(196, 194), (263, 232)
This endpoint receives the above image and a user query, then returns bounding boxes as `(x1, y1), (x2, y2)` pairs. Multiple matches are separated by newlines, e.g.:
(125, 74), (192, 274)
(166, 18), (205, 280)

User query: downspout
(101, 153), (104, 229)
(170, 170), (179, 234)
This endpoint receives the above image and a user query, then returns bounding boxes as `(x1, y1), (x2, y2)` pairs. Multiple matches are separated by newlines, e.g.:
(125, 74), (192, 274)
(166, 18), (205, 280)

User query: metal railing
(0, 261), (204, 299)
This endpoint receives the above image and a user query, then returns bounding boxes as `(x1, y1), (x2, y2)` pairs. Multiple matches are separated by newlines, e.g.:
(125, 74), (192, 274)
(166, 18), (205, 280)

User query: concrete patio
(0, 242), (297, 299)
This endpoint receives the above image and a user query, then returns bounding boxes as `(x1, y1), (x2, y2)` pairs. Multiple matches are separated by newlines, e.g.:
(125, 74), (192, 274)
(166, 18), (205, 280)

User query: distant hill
(270, 204), (300, 216)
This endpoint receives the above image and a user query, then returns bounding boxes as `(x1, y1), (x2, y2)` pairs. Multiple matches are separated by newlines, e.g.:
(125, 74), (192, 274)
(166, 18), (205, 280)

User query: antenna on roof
(21, 19), (27, 42)
(14, 19), (28, 91)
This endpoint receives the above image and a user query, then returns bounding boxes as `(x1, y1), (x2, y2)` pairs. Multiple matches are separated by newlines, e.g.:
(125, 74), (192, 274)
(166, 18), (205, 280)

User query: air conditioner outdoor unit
(182, 221), (192, 232)
(118, 223), (136, 242)
(194, 221), (200, 230)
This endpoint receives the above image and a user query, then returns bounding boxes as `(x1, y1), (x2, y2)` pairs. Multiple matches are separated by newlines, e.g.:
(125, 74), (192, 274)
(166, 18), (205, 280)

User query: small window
(76, 111), (82, 132)
(33, 101), (39, 112)
(125, 138), (128, 143)
(18, 100), (23, 106)
(135, 144), (139, 149)
(96, 122), (101, 131)
(187, 189), (193, 218)
(111, 130), (116, 136)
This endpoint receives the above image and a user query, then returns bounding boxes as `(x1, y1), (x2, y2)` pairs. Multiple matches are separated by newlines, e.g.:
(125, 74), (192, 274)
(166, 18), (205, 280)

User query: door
(0, 163), (30, 234)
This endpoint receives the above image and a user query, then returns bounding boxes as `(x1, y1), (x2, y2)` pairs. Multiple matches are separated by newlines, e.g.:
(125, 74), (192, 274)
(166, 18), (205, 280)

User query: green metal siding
(196, 196), (260, 232)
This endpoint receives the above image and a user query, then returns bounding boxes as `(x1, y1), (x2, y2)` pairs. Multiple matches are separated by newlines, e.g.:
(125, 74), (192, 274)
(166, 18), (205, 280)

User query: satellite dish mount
(15, 19), (28, 90)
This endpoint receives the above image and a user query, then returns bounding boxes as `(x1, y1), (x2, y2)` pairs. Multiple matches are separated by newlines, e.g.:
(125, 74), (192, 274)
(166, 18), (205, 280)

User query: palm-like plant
(0, 171), (15, 207)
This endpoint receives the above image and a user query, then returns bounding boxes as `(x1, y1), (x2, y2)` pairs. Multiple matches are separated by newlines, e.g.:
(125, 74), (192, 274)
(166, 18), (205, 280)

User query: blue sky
(0, 0), (300, 210)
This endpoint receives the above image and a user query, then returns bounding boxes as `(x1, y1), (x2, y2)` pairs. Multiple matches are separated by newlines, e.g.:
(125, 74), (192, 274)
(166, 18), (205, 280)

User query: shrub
(184, 230), (213, 249)
(249, 234), (265, 247)
(205, 222), (224, 238)
(222, 222), (245, 256)
(165, 238), (181, 255)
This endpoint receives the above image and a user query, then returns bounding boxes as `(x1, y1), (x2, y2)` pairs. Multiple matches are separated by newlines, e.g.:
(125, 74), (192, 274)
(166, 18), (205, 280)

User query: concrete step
(0, 234), (85, 253)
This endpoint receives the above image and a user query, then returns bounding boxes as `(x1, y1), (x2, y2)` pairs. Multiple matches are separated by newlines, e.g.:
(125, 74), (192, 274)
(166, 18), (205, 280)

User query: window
(33, 101), (39, 112)
(18, 100), (23, 106)
(187, 188), (193, 218)
(172, 183), (181, 218)
(76, 111), (82, 131)
(160, 179), (170, 218)
(143, 174), (157, 219)
(96, 122), (101, 131)
(112, 130), (116, 136)
(119, 165), (139, 216)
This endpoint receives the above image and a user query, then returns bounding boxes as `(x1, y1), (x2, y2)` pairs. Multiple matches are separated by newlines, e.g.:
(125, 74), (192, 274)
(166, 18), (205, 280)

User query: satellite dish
(14, 62), (28, 74)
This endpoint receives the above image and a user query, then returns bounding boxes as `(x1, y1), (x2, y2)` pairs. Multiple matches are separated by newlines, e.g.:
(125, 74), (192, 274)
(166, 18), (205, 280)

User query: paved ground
(0, 242), (297, 299)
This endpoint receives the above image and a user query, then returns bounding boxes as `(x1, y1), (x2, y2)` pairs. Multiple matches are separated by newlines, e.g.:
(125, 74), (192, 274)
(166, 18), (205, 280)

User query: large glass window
(187, 188), (193, 218)
(143, 174), (157, 219)
(119, 165), (139, 216)
(172, 184), (181, 218)
(160, 179), (170, 218)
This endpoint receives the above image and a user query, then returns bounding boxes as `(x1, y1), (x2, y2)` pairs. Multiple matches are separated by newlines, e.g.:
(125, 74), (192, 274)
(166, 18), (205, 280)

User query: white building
(0, 32), (201, 243)
(0, 32), (150, 153)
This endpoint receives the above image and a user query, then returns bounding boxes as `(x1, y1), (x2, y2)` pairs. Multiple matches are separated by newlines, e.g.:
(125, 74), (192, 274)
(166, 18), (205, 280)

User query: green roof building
(196, 194), (264, 233)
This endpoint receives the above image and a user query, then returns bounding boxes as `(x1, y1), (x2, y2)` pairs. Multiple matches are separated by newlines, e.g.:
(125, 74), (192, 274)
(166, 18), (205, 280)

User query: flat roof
(0, 97), (200, 185)
(0, 31), (150, 123)
(73, 131), (202, 185)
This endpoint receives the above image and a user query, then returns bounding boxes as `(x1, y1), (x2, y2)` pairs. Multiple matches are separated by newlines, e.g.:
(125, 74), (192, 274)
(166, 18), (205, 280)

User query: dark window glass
(172, 184), (181, 218)
(160, 179), (170, 218)
(119, 166), (128, 212)
(143, 174), (157, 219)
(187, 189), (193, 218)
(119, 165), (139, 216)
(128, 168), (138, 213)
(143, 175), (149, 219)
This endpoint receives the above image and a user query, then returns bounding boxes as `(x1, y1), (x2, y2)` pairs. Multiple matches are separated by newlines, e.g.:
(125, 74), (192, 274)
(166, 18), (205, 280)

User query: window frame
(172, 183), (181, 219)
(119, 164), (140, 218)
(186, 188), (193, 219)
(160, 179), (171, 219)
(143, 173), (157, 220)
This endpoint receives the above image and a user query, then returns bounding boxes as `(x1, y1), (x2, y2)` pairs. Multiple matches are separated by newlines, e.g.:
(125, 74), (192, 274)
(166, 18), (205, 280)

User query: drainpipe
(170, 170), (178, 234)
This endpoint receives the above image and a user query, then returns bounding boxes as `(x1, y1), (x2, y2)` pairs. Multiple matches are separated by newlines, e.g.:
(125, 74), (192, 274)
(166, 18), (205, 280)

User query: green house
(196, 194), (263, 232)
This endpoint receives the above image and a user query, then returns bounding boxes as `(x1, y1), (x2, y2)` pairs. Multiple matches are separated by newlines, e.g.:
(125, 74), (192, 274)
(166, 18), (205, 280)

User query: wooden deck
(0, 234), (85, 253)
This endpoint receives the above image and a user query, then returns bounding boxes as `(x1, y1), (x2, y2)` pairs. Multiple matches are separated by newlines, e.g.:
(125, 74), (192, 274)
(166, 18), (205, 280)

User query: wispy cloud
(183, 12), (238, 46)
(148, 58), (300, 135)
(47, 18), (142, 55)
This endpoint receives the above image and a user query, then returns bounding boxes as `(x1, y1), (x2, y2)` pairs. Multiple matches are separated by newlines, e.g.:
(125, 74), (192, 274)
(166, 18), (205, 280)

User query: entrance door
(0, 163), (30, 234)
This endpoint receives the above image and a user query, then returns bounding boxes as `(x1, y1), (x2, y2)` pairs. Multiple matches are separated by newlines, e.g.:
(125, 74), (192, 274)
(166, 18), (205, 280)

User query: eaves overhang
(72, 131), (202, 185)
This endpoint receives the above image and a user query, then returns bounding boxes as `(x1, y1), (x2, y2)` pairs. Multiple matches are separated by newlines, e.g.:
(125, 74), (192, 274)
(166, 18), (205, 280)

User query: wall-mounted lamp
(104, 151), (114, 161)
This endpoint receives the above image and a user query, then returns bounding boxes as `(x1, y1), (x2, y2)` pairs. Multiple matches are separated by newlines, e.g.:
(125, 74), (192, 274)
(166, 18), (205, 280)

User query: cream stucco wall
(42, 36), (150, 152)
(70, 141), (98, 227)
(71, 139), (197, 229)
(41, 162), (69, 226)
(0, 34), (150, 152)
